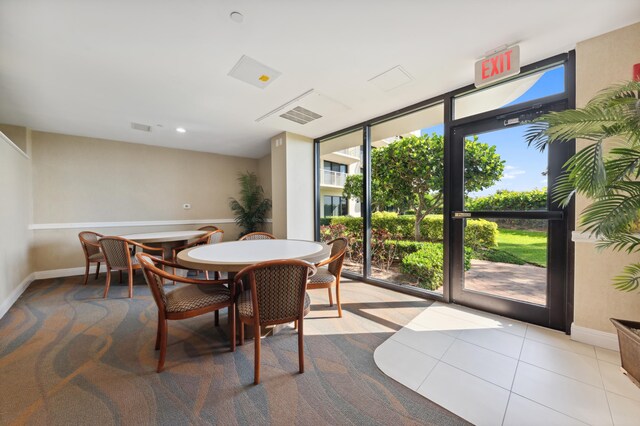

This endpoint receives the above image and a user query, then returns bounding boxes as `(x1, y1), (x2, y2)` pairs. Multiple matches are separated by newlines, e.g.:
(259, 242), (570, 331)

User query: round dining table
(177, 239), (331, 338)
(120, 230), (208, 258)
(176, 239), (331, 273)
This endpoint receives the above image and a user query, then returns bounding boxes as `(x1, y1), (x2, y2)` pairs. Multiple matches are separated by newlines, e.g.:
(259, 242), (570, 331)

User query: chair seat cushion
(166, 285), (231, 313)
(238, 290), (311, 319)
(308, 268), (336, 285)
(88, 253), (105, 261)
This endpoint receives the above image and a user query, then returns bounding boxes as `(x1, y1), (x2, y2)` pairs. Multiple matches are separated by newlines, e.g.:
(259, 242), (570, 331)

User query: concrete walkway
(464, 259), (546, 305)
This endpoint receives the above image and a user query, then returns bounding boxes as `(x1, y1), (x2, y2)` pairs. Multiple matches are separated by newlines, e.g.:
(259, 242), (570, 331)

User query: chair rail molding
(29, 218), (272, 230)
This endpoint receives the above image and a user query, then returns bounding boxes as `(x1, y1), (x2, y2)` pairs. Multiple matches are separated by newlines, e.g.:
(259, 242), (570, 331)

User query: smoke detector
(228, 55), (281, 89)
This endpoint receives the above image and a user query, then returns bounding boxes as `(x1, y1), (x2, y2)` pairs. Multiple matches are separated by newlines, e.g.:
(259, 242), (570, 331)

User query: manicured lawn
(495, 229), (547, 267)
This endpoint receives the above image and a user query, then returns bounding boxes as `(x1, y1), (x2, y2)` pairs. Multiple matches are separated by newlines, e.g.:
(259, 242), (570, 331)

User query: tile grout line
(595, 356), (617, 426)
(501, 323), (529, 425)
(508, 391), (592, 426)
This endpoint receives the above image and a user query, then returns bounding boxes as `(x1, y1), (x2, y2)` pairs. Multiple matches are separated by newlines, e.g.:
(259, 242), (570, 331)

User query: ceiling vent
(256, 89), (348, 130)
(279, 106), (322, 125)
(368, 65), (413, 91)
(228, 55), (281, 89)
(131, 122), (151, 132)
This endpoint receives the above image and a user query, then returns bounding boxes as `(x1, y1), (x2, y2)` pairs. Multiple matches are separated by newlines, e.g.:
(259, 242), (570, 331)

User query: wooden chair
(198, 225), (220, 232)
(307, 237), (348, 318)
(98, 236), (164, 298)
(235, 259), (316, 385)
(171, 230), (221, 264)
(172, 230), (226, 325)
(78, 231), (105, 285)
(137, 253), (236, 372)
(239, 232), (276, 241)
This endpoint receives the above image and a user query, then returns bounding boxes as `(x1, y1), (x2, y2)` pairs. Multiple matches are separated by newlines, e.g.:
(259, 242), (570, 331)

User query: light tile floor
(374, 302), (640, 426)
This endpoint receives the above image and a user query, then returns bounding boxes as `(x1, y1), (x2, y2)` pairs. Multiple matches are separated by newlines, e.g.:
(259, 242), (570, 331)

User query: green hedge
(329, 213), (497, 248)
(400, 244), (472, 290)
(466, 189), (547, 211)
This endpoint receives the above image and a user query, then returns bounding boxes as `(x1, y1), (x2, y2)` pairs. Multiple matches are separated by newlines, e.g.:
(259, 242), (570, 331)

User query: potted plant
(527, 80), (640, 387)
(229, 171), (272, 237)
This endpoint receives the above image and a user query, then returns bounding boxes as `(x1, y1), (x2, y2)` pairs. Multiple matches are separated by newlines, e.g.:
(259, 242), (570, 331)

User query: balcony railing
(322, 170), (347, 187)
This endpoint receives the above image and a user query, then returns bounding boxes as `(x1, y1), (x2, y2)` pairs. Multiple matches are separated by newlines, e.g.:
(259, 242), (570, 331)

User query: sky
(420, 66), (565, 198)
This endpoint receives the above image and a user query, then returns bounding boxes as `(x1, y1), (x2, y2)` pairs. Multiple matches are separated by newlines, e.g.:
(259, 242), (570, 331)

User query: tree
(342, 174), (392, 212)
(343, 134), (504, 240)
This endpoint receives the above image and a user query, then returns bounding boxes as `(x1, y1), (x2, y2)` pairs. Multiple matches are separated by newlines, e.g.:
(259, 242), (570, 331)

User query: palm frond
(612, 263), (640, 292)
(596, 233), (640, 253)
(228, 172), (272, 234)
(580, 193), (640, 236)
(550, 173), (576, 207)
(563, 141), (606, 198)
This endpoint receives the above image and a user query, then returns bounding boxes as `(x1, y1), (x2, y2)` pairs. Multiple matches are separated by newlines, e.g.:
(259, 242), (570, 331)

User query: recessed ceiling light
(230, 12), (244, 23)
(176, 127), (186, 133)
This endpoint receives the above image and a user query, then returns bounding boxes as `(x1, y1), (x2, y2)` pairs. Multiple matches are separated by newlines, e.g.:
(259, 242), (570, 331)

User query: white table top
(119, 230), (207, 243)
(177, 239), (331, 272)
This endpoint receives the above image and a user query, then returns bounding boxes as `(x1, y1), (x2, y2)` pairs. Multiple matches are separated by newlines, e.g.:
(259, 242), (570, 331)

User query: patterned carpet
(0, 273), (469, 425)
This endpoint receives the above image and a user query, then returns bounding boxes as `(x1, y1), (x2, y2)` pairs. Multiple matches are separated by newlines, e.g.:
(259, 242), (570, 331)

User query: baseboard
(0, 272), (36, 320)
(34, 266), (92, 280)
(571, 322), (619, 351)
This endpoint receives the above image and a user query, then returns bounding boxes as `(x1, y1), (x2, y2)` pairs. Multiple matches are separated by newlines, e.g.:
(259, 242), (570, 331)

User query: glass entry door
(449, 104), (570, 330)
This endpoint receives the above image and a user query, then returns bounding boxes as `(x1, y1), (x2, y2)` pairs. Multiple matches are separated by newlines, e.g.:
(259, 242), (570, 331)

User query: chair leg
(298, 317), (304, 374)
(157, 319), (168, 373)
(95, 262), (101, 280)
(155, 315), (161, 350)
(214, 310), (219, 327)
(83, 260), (90, 285)
(239, 316), (244, 346)
(128, 269), (134, 298)
(229, 306), (236, 352)
(328, 287), (333, 307)
(336, 282), (342, 318)
(254, 324), (261, 385)
(119, 270), (123, 284)
(294, 320), (298, 330)
(103, 270), (111, 298)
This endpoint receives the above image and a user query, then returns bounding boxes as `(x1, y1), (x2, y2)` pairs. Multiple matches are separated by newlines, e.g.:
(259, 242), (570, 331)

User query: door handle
(452, 211), (472, 219)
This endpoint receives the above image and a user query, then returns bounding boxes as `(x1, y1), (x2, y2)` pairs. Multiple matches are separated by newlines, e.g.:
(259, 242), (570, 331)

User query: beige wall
(30, 131), (261, 271)
(270, 133), (287, 238)
(573, 22), (640, 333)
(0, 128), (34, 309)
(257, 153), (273, 233)
(269, 132), (314, 239)
(285, 133), (314, 240)
(0, 124), (28, 154)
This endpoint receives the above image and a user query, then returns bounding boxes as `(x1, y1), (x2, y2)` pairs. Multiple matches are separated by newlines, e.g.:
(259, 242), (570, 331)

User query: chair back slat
(327, 237), (348, 276)
(99, 237), (132, 269)
(79, 231), (102, 257)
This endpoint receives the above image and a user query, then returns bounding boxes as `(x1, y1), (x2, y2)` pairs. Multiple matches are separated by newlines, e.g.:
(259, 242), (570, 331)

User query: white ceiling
(1, 0), (639, 159)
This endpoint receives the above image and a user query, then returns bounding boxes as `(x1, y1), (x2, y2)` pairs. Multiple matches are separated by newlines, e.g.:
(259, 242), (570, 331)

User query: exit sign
(475, 45), (520, 87)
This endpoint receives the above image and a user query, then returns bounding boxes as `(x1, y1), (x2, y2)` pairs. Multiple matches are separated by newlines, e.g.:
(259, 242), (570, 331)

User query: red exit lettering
(481, 49), (513, 80)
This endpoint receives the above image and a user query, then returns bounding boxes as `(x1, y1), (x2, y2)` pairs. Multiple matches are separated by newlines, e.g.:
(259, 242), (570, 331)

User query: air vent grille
(131, 122), (151, 132)
(279, 106), (322, 125)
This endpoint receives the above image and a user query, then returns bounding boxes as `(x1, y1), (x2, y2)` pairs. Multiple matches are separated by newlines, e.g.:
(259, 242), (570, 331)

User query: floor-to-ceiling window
(318, 129), (364, 275)
(315, 54), (574, 330)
